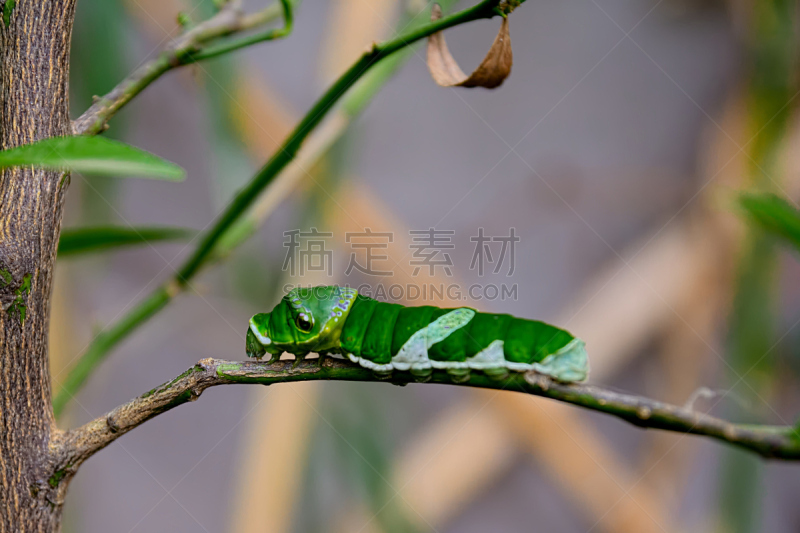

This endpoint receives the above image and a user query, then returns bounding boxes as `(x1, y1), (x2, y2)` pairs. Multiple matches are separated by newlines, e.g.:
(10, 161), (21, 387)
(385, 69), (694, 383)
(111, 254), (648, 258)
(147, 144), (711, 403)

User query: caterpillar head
(246, 286), (358, 359)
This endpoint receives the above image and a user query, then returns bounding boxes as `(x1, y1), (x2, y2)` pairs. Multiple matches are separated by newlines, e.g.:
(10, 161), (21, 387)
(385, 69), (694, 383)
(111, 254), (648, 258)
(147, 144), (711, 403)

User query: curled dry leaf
(426, 4), (513, 88)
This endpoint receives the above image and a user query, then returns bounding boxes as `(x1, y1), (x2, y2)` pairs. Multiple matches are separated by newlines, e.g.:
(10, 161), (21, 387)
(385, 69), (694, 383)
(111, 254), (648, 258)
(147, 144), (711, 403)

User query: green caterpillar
(246, 286), (588, 383)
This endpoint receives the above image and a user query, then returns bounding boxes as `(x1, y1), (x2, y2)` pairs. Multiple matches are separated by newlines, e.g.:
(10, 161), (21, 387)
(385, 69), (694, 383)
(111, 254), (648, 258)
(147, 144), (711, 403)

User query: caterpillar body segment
(246, 286), (589, 383)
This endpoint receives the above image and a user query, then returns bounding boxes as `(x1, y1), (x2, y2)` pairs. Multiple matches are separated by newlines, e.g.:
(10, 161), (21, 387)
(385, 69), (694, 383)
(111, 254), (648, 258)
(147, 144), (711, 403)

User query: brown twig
(50, 357), (800, 487)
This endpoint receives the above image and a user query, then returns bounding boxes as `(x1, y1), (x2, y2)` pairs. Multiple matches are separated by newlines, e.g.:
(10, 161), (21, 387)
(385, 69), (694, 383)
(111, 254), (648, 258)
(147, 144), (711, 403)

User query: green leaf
(58, 226), (195, 257)
(0, 136), (185, 180)
(3, 0), (16, 27)
(739, 192), (800, 251)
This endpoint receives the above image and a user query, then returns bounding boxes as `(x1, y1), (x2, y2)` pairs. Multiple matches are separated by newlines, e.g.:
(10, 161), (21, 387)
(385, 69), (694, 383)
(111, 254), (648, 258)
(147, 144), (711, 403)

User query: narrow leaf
(3, 0), (16, 27)
(0, 136), (185, 180)
(58, 226), (194, 257)
(739, 192), (800, 251)
(427, 4), (512, 89)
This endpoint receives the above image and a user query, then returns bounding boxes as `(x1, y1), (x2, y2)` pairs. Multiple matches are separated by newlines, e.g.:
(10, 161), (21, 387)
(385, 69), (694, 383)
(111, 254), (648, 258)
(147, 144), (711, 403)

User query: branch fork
(72, 0), (293, 135)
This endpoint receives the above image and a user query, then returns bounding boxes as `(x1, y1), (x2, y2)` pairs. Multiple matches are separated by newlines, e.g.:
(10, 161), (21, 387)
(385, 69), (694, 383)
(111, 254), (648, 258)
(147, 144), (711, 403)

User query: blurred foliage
(70, 0), (130, 223)
(746, 0), (797, 177)
(201, 55), (255, 206)
(722, 232), (774, 533)
(191, 0), (254, 205)
(198, 55), (280, 303)
(302, 384), (420, 533)
(739, 192), (800, 253)
(58, 226), (194, 257)
(70, 0), (128, 113)
(721, 1), (798, 531)
(333, 387), (420, 533)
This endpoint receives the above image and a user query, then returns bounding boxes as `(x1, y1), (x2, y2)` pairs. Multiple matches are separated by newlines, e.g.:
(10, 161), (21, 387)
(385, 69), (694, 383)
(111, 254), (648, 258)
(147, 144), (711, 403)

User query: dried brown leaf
(426, 4), (512, 88)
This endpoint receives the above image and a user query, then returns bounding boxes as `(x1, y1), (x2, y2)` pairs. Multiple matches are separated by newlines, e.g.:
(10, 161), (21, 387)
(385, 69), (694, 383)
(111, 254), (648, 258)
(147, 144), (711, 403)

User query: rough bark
(0, 0), (76, 531)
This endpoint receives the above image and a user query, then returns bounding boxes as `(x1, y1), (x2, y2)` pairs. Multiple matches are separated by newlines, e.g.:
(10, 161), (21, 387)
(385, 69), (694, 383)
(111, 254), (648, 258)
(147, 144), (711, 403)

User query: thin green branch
(54, 0), (513, 416)
(72, 0), (293, 136)
(52, 358), (800, 477)
(185, 0), (293, 62)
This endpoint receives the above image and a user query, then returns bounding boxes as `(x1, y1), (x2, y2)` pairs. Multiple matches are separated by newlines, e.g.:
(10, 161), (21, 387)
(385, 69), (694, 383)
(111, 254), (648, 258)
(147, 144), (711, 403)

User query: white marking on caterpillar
(465, 339), (507, 369)
(390, 308), (475, 371)
(344, 307), (589, 382)
(348, 353), (393, 372)
(530, 338), (589, 382)
(390, 331), (428, 371)
(249, 321), (271, 345)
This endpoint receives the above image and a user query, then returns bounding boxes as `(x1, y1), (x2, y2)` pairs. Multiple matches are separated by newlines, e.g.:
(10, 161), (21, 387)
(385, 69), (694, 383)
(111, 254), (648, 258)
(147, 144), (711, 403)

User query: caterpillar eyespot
(295, 313), (313, 332)
(246, 285), (589, 383)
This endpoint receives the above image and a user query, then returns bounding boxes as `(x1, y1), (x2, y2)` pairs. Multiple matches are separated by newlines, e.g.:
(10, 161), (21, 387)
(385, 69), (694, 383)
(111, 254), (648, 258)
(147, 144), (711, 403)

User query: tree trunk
(0, 0), (76, 531)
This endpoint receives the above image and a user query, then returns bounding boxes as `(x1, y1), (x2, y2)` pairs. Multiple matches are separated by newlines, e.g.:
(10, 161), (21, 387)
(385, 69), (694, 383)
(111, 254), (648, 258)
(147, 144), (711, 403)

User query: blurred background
(54, 0), (800, 531)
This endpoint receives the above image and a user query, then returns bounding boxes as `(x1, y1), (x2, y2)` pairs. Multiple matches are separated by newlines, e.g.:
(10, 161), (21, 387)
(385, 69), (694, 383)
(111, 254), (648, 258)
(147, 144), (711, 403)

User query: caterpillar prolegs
(246, 286), (589, 383)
